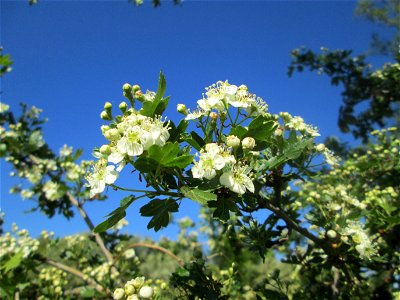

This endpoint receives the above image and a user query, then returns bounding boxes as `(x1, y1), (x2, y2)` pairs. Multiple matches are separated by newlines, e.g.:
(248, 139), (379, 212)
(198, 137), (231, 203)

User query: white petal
(220, 172), (234, 188)
(243, 177), (255, 193)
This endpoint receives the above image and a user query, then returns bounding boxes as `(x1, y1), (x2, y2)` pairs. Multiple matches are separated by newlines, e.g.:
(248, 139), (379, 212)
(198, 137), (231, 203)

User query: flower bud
(274, 128), (283, 137)
(226, 135), (240, 148)
(210, 112), (218, 120)
(177, 104), (187, 115)
(104, 102), (112, 110)
(326, 229), (337, 240)
(99, 145), (111, 155)
(242, 137), (256, 150)
(138, 286), (154, 299)
(132, 84), (141, 93)
(100, 111), (111, 120)
(124, 284), (135, 296)
(113, 288), (125, 300)
(119, 101), (128, 113)
(104, 128), (120, 141)
(315, 143), (325, 152)
(132, 276), (145, 289)
(135, 90), (145, 102)
(123, 83), (132, 92)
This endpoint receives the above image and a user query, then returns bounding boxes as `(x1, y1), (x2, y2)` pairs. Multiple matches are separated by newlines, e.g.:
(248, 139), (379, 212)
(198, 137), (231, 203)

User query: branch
(43, 257), (107, 294)
(121, 242), (184, 266)
(262, 200), (322, 246)
(66, 192), (114, 264)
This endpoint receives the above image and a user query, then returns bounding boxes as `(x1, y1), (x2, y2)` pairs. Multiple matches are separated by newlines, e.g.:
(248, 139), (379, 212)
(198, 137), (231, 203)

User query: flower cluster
(87, 108), (170, 197)
(340, 221), (378, 260)
(0, 224), (39, 259)
(184, 81), (268, 120)
(113, 276), (155, 300)
(38, 267), (68, 299)
(191, 142), (255, 194)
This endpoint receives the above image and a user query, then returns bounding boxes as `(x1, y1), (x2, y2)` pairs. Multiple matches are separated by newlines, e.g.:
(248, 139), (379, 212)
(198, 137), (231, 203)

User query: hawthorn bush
(1, 71), (398, 299)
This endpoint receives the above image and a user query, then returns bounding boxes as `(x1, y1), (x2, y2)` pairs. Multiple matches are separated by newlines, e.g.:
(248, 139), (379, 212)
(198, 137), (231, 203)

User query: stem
(43, 258), (107, 294)
(67, 192), (114, 264)
(262, 201), (322, 246)
(111, 184), (183, 198)
(121, 243), (184, 266)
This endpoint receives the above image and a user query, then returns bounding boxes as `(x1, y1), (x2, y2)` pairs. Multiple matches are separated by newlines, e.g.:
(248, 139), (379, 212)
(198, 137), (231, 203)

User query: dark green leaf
(208, 198), (238, 221)
(230, 126), (248, 139)
(134, 157), (158, 172)
(140, 198), (179, 231)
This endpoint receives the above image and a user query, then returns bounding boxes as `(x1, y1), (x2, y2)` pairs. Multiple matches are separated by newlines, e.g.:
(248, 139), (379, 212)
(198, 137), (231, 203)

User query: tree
(288, 0), (400, 142)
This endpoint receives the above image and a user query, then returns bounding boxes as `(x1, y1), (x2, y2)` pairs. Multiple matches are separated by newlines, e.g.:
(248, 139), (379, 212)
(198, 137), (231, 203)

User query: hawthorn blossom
(86, 160), (118, 197)
(191, 143), (235, 180)
(220, 165), (254, 195)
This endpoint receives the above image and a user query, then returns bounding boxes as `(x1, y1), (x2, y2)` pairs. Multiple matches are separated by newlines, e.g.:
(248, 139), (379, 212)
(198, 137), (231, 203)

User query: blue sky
(0, 0), (392, 240)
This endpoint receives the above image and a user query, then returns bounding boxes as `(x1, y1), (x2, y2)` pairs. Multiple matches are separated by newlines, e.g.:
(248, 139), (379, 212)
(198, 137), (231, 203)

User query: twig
(66, 192), (114, 264)
(262, 201), (322, 246)
(43, 257), (107, 294)
(122, 242), (184, 266)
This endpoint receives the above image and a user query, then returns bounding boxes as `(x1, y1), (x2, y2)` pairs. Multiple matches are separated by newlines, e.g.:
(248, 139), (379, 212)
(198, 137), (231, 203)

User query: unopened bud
(135, 90), (145, 102)
(100, 111), (111, 120)
(226, 135), (240, 148)
(138, 286), (154, 299)
(113, 288), (125, 300)
(177, 104), (187, 114)
(104, 102), (112, 110)
(119, 101), (128, 113)
(326, 229), (337, 240)
(99, 145), (111, 155)
(132, 84), (141, 93)
(104, 128), (120, 141)
(316, 144), (325, 152)
(242, 137), (256, 150)
(210, 112), (218, 120)
(124, 284), (135, 296)
(123, 83), (132, 92)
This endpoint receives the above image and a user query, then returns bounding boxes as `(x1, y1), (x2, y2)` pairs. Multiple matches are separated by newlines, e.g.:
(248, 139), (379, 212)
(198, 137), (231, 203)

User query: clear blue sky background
(0, 0), (392, 240)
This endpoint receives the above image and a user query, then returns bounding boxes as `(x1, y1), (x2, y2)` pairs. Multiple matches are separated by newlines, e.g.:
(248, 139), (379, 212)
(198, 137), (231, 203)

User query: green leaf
(148, 142), (180, 163)
(3, 251), (23, 273)
(140, 198), (179, 231)
(163, 155), (194, 169)
(140, 71), (168, 117)
(93, 207), (126, 233)
(169, 119), (189, 142)
(134, 157), (158, 172)
(208, 198), (238, 221)
(180, 186), (217, 205)
(147, 142), (193, 169)
(190, 131), (205, 148)
(247, 116), (277, 142)
(284, 137), (314, 160)
(94, 195), (135, 233)
(230, 126), (248, 139)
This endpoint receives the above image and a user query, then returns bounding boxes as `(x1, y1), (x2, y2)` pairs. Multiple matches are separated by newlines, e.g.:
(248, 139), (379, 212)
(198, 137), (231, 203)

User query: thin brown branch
(66, 192), (114, 264)
(122, 242), (184, 266)
(43, 257), (106, 294)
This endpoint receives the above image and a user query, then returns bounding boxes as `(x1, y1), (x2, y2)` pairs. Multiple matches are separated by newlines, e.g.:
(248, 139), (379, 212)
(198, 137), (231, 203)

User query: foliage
(0, 47), (13, 77)
(288, 48), (400, 142)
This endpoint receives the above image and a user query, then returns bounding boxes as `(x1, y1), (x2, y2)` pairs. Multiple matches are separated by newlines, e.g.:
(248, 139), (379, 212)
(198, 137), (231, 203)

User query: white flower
(139, 286), (154, 299)
(117, 126), (144, 157)
(43, 181), (64, 201)
(108, 147), (125, 164)
(123, 249), (136, 259)
(315, 143), (325, 152)
(242, 137), (256, 150)
(220, 166), (254, 195)
(191, 143), (235, 180)
(59, 144), (73, 157)
(113, 288), (125, 300)
(86, 161), (119, 197)
(0, 102), (10, 113)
